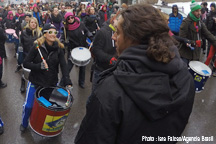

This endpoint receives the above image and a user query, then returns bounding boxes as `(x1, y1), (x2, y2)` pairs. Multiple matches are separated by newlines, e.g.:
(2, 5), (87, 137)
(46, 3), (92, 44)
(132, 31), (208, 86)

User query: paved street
(0, 43), (215, 144)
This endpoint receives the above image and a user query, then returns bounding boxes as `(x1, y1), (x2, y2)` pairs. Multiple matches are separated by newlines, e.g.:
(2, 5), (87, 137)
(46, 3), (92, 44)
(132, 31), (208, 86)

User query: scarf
(81, 13), (86, 17)
(51, 14), (63, 23)
(33, 12), (41, 25)
(68, 17), (80, 30)
(189, 12), (200, 22)
(7, 15), (13, 20)
(16, 13), (25, 17)
(104, 11), (107, 21)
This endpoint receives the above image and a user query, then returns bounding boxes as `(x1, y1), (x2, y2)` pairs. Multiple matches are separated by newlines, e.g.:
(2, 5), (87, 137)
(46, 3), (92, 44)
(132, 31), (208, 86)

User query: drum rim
(189, 61), (212, 76)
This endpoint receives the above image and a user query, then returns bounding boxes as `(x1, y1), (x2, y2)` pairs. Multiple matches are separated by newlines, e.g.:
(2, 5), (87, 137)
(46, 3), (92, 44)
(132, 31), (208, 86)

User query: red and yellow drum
(29, 87), (73, 137)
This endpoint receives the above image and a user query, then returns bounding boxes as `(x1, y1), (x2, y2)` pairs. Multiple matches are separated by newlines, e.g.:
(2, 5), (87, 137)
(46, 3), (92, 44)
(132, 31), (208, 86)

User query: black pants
(0, 59), (3, 82)
(68, 60), (85, 85)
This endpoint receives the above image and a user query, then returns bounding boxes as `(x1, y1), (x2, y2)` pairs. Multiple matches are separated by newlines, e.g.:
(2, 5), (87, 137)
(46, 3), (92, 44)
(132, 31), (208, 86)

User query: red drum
(5, 29), (15, 43)
(29, 87), (73, 137)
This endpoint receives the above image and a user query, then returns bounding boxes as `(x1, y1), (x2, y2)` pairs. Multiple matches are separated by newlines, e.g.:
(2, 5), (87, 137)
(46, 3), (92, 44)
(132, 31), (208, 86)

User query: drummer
(20, 23), (73, 132)
(60, 12), (92, 89)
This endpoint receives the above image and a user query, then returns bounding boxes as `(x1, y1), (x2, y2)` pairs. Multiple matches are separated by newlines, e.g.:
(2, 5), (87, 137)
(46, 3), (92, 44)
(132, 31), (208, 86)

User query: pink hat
(64, 12), (74, 20)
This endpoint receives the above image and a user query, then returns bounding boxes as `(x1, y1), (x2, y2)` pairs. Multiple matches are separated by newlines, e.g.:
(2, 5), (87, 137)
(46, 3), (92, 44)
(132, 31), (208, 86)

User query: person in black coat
(98, 5), (109, 27)
(75, 4), (195, 144)
(20, 24), (72, 132)
(3, 11), (15, 29)
(60, 12), (92, 88)
(18, 17), (42, 93)
(84, 6), (99, 37)
(0, 27), (6, 59)
(90, 15), (117, 91)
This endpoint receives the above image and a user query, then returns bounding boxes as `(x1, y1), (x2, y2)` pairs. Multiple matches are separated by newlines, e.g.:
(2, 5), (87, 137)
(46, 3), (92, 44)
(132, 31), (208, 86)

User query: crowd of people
(0, 0), (214, 143)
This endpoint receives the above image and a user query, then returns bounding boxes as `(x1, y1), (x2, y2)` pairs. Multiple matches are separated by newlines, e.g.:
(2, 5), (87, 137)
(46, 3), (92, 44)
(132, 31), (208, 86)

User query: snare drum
(189, 61), (212, 93)
(5, 29), (15, 43)
(71, 47), (91, 66)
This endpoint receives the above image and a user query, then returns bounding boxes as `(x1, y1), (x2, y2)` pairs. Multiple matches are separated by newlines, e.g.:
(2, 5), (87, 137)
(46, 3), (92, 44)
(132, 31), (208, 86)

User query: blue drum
(189, 61), (212, 93)
(5, 29), (15, 43)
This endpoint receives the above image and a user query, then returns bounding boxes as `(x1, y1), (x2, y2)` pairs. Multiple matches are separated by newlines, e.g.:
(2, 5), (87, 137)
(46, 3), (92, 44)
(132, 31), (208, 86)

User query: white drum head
(5, 29), (15, 34)
(71, 47), (91, 66)
(189, 61), (212, 76)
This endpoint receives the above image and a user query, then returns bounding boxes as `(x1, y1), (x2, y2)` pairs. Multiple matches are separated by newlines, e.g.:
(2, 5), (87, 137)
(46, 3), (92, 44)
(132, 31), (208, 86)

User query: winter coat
(23, 41), (72, 87)
(75, 45), (195, 144)
(0, 27), (6, 57)
(13, 14), (25, 37)
(206, 11), (216, 36)
(84, 15), (98, 34)
(46, 14), (64, 38)
(168, 13), (183, 34)
(3, 18), (15, 29)
(98, 10), (109, 27)
(179, 15), (216, 60)
(62, 23), (90, 51)
(20, 28), (39, 56)
(92, 23), (116, 71)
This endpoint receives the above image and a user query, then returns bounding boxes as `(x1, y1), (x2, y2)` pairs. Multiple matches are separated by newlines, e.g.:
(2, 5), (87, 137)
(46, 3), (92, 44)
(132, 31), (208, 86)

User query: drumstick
(36, 43), (49, 71)
(88, 42), (93, 51)
(65, 91), (71, 107)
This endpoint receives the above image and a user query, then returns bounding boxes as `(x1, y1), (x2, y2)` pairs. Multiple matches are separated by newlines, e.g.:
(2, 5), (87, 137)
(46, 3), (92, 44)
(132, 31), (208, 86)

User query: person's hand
(196, 40), (201, 47)
(110, 57), (117, 65)
(41, 60), (48, 70)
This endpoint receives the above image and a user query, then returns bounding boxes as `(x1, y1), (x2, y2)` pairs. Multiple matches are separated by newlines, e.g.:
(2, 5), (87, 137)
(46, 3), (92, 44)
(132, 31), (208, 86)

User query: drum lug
(203, 77), (205, 79)
(202, 87), (204, 90)
(194, 73), (196, 75)
(196, 88), (198, 91)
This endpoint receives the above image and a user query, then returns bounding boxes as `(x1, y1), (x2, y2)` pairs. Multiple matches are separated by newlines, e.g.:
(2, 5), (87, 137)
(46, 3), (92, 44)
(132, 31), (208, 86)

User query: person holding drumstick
(20, 23), (73, 132)
(60, 12), (92, 89)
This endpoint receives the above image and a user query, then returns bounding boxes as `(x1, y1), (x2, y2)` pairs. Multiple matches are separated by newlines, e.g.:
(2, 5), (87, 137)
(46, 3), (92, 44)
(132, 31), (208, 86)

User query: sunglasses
(67, 16), (74, 20)
(44, 30), (58, 35)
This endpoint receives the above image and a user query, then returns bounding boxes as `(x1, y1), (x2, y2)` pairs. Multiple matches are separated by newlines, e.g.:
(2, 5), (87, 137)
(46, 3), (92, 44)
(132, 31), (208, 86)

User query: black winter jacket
(23, 41), (72, 87)
(92, 23), (116, 71)
(84, 15), (98, 34)
(62, 23), (90, 52)
(3, 18), (15, 29)
(206, 11), (216, 35)
(20, 28), (39, 56)
(75, 45), (195, 144)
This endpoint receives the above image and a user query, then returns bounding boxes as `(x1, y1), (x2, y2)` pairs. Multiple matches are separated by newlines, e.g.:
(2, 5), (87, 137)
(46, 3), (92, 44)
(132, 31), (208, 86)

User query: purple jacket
(46, 17), (64, 38)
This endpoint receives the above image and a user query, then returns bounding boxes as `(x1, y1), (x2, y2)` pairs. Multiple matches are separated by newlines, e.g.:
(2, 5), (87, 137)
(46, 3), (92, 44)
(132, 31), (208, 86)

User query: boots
(20, 78), (25, 93)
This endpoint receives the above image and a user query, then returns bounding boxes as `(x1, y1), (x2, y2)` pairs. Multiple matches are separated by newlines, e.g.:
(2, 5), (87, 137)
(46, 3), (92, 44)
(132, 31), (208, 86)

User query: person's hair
(26, 17), (42, 37)
(120, 4), (175, 63)
(88, 6), (95, 14)
(35, 36), (64, 48)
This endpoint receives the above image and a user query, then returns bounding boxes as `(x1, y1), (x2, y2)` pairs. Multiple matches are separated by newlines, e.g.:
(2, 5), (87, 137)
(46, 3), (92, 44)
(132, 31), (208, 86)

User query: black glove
(41, 62), (46, 70)
(183, 38), (191, 44)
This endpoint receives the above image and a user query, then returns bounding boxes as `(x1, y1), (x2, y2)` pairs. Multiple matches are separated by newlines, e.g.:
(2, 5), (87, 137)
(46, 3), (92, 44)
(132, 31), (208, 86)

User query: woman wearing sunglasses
(60, 12), (92, 89)
(20, 23), (72, 132)
(18, 17), (42, 93)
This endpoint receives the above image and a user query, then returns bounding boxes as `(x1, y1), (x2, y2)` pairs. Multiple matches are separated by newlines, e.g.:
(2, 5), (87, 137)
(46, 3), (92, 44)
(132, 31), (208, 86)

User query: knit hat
(64, 12), (74, 20)
(42, 23), (56, 33)
(25, 13), (32, 17)
(190, 0), (201, 12)
(210, 3), (216, 9)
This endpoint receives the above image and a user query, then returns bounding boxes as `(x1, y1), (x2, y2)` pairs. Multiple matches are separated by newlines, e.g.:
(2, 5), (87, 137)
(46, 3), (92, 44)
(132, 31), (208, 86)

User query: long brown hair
(120, 4), (175, 63)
